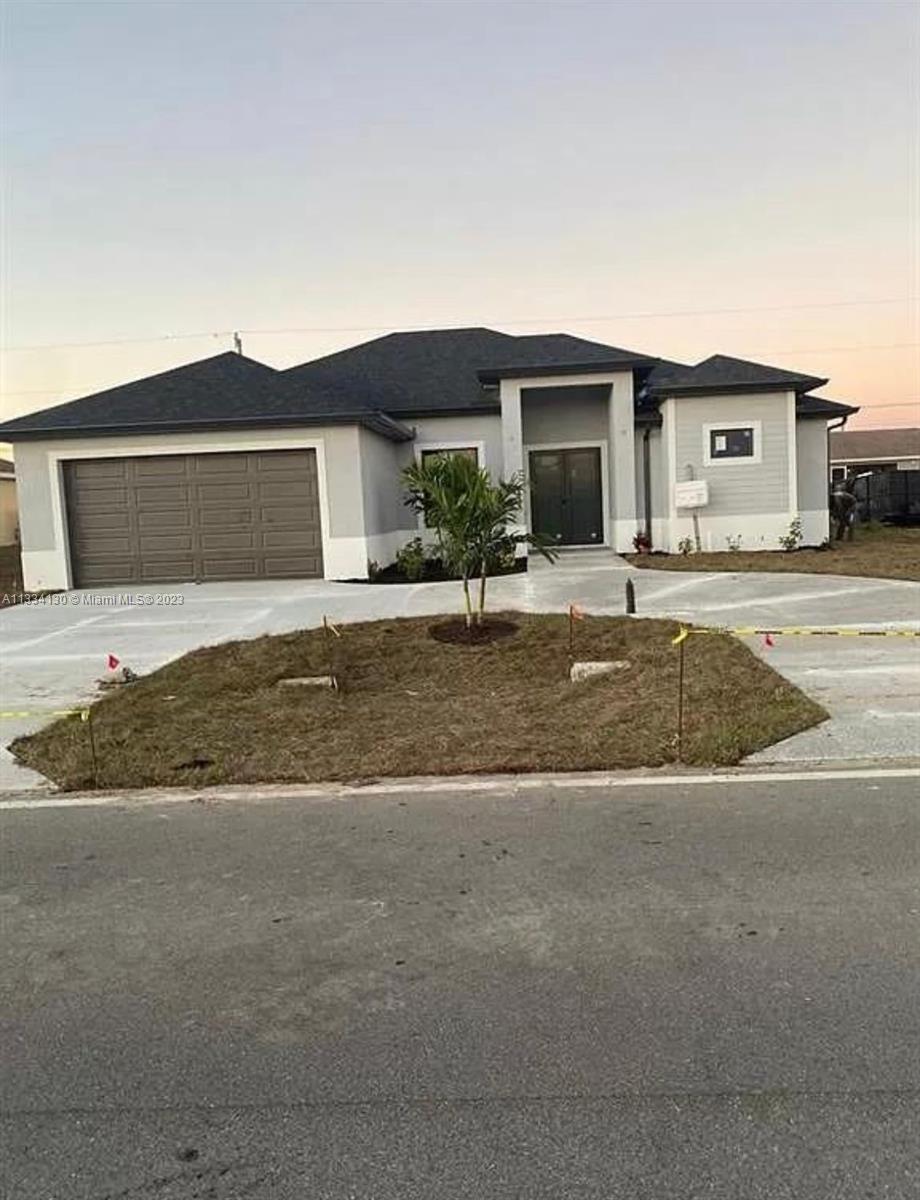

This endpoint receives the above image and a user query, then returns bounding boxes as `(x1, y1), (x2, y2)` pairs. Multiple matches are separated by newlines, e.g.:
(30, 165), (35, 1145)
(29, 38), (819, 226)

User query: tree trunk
(462, 577), (473, 628)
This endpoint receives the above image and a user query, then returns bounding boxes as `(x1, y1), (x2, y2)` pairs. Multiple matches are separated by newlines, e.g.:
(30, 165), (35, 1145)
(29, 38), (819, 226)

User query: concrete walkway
(1, 555), (917, 789)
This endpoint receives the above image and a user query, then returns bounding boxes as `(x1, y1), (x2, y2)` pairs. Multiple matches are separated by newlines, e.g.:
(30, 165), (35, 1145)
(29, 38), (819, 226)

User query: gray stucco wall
(358, 428), (414, 537)
(673, 392), (791, 515)
(406, 413), (503, 478)
(796, 419), (829, 512)
(521, 385), (609, 446)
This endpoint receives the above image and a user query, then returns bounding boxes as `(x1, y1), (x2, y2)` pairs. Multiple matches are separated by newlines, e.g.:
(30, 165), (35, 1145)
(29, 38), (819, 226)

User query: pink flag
(763, 633), (775, 648)
(107, 653), (120, 671)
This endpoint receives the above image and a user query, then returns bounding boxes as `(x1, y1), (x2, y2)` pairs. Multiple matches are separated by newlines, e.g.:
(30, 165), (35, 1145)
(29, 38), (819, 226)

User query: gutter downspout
(642, 427), (653, 543)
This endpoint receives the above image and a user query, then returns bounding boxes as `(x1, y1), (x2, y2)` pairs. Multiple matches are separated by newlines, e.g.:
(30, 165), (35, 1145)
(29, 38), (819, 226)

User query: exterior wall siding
(673, 392), (790, 516)
(408, 412), (503, 478)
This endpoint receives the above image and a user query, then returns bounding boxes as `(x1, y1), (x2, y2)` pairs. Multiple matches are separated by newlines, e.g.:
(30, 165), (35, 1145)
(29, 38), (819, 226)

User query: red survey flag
(106, 653), (120, 671)
(763, 633), (775, 648)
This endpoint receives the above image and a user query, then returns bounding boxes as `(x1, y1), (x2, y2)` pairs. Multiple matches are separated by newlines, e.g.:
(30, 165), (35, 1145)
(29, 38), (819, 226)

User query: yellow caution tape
(0, 708), (90, 720)
(672, 626), (920, 644)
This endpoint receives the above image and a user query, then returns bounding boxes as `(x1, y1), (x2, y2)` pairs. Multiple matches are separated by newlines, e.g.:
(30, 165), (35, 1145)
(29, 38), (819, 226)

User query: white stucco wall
(12, 424), (394, 589)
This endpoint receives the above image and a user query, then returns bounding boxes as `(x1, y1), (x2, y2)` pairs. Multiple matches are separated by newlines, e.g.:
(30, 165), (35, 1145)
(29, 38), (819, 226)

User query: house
(0, 458), (17, 546)
(0, 328), (857, 590)
(829, 427), (920, 483)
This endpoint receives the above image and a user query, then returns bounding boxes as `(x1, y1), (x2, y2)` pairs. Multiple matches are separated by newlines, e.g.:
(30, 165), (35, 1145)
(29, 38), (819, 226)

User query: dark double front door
(529, 447), (604, 546)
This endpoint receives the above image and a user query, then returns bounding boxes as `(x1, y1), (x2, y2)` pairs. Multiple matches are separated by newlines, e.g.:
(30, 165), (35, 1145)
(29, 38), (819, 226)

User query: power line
(1, 296), (916, 353)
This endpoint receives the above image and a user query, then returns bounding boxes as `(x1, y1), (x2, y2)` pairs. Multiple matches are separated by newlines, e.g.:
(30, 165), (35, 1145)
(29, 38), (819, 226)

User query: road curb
(2, 758), (919, 810)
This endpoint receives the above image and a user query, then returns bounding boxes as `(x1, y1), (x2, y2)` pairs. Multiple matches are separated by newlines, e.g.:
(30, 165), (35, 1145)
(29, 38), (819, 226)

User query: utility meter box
(674, 479), (709, 509)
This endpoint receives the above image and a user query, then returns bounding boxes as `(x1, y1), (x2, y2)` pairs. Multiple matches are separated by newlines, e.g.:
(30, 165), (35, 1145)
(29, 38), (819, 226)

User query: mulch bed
(625, 524), (920, 582)
(12, 613), (826, 792)
(429, 618), (518, 645)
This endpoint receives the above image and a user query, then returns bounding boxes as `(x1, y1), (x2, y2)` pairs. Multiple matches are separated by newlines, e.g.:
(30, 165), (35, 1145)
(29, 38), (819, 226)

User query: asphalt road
(2, 772), (919, 1198)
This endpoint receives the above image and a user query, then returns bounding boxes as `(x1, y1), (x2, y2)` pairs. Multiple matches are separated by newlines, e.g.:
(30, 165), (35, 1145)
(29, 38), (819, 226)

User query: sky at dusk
(1, 0), (917, 435)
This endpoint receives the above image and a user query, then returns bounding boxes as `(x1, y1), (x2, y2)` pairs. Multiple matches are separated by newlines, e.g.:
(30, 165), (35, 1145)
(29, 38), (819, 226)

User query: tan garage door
(64, 450), (324, 585)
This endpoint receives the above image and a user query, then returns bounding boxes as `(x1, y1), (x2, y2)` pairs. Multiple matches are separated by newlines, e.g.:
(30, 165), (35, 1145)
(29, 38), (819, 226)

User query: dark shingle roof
(283, 328), (510, 414)
(796, 394), (859, 419)
(646, 354), (827, 395)
(284, 328), (653, 412)
(0, 328), (850, 441)
(0, 352), (413, 442)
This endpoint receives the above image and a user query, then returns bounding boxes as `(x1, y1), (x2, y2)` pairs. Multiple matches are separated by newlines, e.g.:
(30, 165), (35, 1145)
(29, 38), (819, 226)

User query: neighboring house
(829, 427), (920, 483)
(0, 458), (17, 546)
(0, 329), (857, 590)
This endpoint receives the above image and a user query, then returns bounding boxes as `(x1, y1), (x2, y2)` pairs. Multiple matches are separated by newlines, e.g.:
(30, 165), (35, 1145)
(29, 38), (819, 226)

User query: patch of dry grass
(625, 524), (920, 582)
(13, 614), (826, 791)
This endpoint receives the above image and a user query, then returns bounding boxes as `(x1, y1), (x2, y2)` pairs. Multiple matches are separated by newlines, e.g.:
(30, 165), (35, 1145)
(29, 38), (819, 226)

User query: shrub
(677, 536), (694, 556)
(725, 534), (743, 552)
(395, 537), (427, 582)
(779, 516), (803, 552)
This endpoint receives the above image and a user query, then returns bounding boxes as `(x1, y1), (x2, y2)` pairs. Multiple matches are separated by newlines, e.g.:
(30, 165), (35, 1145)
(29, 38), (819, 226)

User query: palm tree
(403, 454), (556, 626)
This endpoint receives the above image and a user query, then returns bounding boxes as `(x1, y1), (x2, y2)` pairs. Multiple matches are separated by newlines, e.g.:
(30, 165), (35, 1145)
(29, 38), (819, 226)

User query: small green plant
(677, 536), (694, 556)
(778, 516), (803, 552)
(725, 534), (743, 552)
(395, 537), (427, 582)
(367, 559), (381, 582)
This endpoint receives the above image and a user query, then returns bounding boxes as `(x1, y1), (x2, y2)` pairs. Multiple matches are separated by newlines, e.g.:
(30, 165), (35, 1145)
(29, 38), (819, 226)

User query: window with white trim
(709, 427), (754, 459)
(419, 446), (479, 467)
(703, 421), (762, 465)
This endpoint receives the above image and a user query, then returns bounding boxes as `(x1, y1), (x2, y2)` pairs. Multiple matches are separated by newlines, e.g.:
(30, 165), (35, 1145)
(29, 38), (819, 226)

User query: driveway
(1, 556), (918, 788)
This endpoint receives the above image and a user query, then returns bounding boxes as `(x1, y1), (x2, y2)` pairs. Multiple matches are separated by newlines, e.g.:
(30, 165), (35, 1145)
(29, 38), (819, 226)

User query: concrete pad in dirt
(0, 564), (917, 788)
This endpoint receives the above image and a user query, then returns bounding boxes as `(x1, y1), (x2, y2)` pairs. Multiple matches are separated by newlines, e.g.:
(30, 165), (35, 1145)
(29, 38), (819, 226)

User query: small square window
(709, 427), (754, 459)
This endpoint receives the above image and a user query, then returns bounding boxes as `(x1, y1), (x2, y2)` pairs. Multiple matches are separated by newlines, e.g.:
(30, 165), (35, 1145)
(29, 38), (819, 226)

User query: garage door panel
(195, 482), (257, 503)
(69, 460), (128, 482)
(192, 454), (250, 475)
(65, 450), (324, 585)
(138, 534), (196, 554)
(199, 507), (254, 527)
(134, 457), (189, 478)
(262, 528), (322, 549)
(138, 560), (198, 581)
(74, 511), (133, 533)
(137, 509), (192, 530)
(134, 483), (192, 506)
(259, 480), (317, 501)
